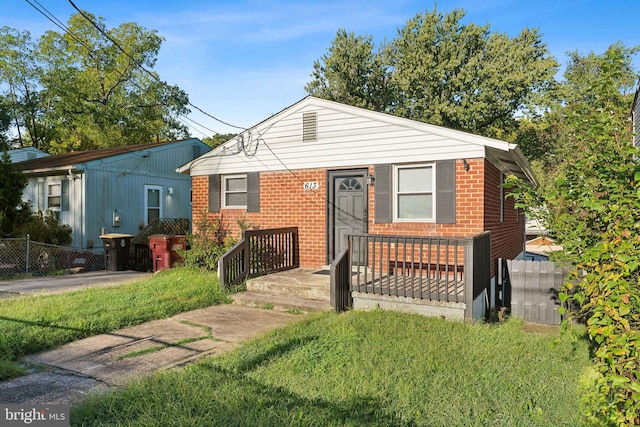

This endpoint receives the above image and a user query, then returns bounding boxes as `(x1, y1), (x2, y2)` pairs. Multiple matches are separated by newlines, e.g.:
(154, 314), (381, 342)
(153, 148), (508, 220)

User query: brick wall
(483, 161), (525, 277)
(191, 157), (524, 271)
(192, 169), (328, 267)
(368, 159), (485, 237)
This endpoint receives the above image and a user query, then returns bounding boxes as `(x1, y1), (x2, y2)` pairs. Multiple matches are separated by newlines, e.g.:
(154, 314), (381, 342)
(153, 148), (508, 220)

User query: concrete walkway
(0, 304), (304, 405)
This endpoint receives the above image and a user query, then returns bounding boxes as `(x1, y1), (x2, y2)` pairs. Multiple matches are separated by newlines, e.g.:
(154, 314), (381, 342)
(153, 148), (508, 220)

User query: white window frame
(144, 185), (163, 225)
(36, 180), (45, 211)
(222, 174), (248, 208)
(393, 163), (435, 222)
(47, 182), (62, 212)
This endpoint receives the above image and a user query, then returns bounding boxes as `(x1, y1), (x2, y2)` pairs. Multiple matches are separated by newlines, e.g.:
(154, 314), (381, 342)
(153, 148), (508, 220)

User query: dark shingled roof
(14, 140), (192, 171)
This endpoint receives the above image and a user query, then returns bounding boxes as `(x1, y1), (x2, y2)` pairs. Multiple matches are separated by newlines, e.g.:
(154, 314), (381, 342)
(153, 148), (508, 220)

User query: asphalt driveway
(0, 270), (152, 298)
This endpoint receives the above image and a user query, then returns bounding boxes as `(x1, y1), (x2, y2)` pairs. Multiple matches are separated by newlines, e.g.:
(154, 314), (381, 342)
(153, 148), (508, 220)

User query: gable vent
(302, 112), (318, 142)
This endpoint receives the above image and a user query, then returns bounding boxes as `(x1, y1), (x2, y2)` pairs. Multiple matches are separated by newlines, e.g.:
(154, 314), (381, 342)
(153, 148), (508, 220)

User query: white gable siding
(189, 99), (489, 176)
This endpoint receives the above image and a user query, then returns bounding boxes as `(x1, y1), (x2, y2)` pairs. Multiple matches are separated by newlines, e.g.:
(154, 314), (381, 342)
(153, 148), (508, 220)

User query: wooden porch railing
(330, 245), (352, 313)
(332, 231), (491, 320)
(218, 227), (299, 288)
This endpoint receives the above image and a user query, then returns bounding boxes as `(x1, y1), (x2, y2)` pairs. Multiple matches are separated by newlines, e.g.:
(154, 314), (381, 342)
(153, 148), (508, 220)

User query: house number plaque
(303, 182), (319, 190)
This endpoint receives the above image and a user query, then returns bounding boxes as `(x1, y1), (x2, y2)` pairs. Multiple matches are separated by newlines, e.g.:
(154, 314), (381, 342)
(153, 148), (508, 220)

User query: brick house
(180, 96), (536, 290)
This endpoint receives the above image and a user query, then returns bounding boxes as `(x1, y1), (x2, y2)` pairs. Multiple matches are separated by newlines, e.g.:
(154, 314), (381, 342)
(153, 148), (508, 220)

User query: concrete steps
(231, 268), (332, 313)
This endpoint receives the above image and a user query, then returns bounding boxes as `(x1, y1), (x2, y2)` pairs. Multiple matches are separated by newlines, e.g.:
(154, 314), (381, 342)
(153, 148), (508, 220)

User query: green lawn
(72, 311), (592, 426)
(0, 267), (229, 380)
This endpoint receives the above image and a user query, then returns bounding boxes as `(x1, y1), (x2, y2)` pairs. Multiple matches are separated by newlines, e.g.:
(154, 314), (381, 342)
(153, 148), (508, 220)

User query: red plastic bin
(148, 234), (186, 272)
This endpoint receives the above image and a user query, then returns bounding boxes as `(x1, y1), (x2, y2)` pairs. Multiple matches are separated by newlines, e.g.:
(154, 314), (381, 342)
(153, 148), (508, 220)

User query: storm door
(328, 169), (368, 263)
(144, 185), (163, 225)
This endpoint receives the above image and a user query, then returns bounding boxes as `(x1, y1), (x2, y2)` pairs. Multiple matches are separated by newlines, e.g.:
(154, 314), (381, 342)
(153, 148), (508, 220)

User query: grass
(0, 267), (230, 381)
(72, 310), (592, 426)
(117, 337), (211, 361)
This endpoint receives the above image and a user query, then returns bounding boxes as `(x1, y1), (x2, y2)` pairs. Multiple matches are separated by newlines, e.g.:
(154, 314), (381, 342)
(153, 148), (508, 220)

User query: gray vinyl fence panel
(506, 259), (566, 325)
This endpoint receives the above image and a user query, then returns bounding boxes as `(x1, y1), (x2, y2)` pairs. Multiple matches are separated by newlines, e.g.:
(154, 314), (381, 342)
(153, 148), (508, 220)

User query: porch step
(232, 291), (331, 313)
(245, 268), (331, 300)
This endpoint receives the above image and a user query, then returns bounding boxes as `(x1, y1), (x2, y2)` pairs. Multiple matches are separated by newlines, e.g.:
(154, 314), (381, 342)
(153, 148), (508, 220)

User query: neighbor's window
(37, 181), (45, 211)
(47, 183), (61, 210)
(223, 174), (247, 208)
(395, 164), (434, 220)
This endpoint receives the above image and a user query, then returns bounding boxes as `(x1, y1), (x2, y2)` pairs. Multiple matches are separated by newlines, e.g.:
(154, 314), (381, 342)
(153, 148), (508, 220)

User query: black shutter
(208, 174), (220, 213)
(436, 160), (456, 224)
(374, 164), (392, 224)
(247, 172), (260, 213)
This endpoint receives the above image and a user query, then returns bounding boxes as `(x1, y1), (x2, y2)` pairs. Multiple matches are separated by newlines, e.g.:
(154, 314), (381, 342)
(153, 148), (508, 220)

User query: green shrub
(16, 210), (72, 245)
(180, 213), (236, 271)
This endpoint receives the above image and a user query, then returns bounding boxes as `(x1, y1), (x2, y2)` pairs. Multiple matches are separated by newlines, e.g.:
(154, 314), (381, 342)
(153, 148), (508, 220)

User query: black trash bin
(100, 233), (134, 271)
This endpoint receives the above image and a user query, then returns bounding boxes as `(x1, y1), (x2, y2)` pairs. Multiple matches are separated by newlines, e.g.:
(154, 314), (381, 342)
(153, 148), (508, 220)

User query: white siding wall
(190, 99), (493, 176)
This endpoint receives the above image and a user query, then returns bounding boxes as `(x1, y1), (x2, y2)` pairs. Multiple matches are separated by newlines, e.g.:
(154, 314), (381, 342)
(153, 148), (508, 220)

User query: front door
(144, 185), (163, 225)
(328, 169), (368, 263)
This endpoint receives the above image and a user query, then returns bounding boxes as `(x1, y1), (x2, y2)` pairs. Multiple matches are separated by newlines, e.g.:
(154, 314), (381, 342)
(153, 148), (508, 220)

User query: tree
(306, 8), (558, 138)
(0, 150), (30, 237)
(37, 13), (189, 153)
(506, 43), (640, 425)
(305, 29), (394, 112)
(0, 13), (190, 154)
(202, 133), (237, 149)
(0, 27), (45, 149)
(0, 96), (12, 149)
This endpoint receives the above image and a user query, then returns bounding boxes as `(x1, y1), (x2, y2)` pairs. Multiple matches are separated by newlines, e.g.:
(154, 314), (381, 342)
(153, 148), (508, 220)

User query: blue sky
(3, 0), (639, 137)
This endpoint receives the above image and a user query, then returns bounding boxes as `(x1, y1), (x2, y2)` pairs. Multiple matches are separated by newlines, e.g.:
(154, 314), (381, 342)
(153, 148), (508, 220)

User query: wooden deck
(354, 273), (464, 303)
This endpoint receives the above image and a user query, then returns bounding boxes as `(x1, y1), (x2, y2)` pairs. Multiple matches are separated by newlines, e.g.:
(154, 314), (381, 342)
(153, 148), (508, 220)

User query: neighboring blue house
(15, 139), (210, 249)
(6, 147), (49, 163)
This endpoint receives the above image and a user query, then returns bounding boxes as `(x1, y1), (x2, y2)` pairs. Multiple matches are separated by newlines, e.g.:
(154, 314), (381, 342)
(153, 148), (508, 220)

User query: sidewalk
(0, 303), (304, 405)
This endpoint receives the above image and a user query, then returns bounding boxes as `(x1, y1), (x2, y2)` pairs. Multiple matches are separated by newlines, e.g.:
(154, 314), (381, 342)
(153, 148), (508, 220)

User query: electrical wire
(30, 0), (346, 217)
(24, 0), (223, 138)
(67, 0), (247, 131)
(25, 0), (96, 60)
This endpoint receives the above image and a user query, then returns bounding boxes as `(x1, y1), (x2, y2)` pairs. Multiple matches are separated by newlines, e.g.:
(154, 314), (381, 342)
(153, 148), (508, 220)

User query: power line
(24, 0), (222, 139)
(179, 115), (220, 136)
(25, 0), (96, 60)
(67, 0), (247, 131)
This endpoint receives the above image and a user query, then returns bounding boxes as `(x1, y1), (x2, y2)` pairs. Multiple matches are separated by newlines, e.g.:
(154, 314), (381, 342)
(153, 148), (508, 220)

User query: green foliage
(306, 8), (558, 138)
(0, 150), (30, 237)
(180, 213), (236, 271)
(15, 210), (72, 245)
(305, 29), (393, 112)
(72, 312), (591, 426)
(0, 27), (46, 149)
(507, 43), (640, 425)
(202, 133), (237, 149)
(0, 267), (229, 380)
(0, 14), (189, 153)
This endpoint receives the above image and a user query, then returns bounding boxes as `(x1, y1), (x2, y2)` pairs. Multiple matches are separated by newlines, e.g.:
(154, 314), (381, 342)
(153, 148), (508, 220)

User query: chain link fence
(0, 236), (104, 278)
